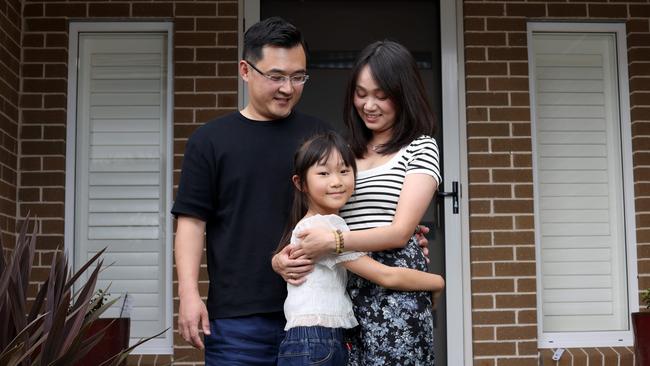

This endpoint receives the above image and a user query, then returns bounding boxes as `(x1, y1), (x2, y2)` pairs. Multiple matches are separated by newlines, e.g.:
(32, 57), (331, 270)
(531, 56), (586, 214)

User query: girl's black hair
(343, 40), (437, 158)
(276, 131), (357, 253)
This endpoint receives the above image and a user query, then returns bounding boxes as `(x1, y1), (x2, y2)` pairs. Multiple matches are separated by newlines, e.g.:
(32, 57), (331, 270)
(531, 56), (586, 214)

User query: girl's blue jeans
(277, 326), (348, 366)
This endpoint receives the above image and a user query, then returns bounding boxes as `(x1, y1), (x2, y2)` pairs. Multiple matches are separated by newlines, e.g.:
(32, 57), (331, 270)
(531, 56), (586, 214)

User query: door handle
(438, 181), (459, 214)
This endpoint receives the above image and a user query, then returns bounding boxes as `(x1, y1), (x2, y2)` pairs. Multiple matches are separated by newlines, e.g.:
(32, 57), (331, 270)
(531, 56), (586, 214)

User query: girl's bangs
(317, 145), (355, 169)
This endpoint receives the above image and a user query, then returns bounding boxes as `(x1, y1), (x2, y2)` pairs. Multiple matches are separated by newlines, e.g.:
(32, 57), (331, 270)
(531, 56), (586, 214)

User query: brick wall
(464, 1), (650, 365)
(0, 0), (20, 247)
(21, 1), (239, 365)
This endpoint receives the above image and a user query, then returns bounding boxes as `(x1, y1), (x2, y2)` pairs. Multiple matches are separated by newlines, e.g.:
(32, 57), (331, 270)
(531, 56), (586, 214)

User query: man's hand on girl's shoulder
(415, 225), (430, 263)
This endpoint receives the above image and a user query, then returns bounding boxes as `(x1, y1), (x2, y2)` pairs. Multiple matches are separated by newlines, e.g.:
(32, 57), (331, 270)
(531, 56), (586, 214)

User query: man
(172, 17), (328, 365)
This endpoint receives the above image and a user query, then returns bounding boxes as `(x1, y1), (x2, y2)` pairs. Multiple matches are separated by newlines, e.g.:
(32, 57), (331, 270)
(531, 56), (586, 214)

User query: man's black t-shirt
(172, 111), (330, 318)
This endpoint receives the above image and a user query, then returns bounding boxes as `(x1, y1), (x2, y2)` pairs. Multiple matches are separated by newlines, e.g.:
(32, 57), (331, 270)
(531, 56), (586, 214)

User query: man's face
(240, 45), (307, 121)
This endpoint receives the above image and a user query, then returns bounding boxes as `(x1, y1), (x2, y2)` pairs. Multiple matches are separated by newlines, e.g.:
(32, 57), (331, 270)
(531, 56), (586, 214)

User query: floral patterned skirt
(346, 236), (434, 366)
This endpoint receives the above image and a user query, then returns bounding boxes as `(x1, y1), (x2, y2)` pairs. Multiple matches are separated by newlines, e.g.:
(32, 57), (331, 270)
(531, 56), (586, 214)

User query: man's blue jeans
(205, 312), (286, 366)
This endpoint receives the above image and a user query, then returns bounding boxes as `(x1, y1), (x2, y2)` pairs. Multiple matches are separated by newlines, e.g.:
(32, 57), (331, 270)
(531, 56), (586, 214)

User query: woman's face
(353, 65), (397, 136)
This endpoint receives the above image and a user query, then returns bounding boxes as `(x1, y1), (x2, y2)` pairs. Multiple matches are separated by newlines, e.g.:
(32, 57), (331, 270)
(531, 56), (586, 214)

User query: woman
(274, 40), (442, 365)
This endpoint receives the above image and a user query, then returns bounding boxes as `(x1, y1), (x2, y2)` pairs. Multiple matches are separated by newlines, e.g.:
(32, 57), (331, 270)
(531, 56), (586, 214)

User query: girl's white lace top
(283, 214), (365, 330)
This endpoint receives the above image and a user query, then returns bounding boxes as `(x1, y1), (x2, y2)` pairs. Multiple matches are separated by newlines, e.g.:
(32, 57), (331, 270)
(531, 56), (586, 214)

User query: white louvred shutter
(531, 33), (628, 332)
(75, 33), (168, 341)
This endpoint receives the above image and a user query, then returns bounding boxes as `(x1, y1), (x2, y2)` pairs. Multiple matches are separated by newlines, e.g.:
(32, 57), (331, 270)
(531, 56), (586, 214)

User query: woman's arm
(342, 255), (445, 292)
(293, 173), (437, 259)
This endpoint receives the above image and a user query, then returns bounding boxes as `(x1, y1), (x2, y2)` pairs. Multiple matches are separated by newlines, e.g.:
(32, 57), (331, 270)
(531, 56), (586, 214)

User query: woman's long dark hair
(276, 131), (357, 253)
(343, 40), (437, 158)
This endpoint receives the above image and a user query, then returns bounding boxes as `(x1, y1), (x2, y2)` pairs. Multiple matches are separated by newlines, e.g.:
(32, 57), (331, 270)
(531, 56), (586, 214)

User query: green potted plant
(0, 216), (163, 366)
(632, 288), (650, 366)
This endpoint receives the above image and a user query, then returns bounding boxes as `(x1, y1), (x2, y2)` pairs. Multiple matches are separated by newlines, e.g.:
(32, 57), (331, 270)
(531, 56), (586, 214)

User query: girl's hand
(293, 227), (336, 260)
(272, 245), (314, 285)
(432, 289), (443, 310)
(431, 274), (445, 309)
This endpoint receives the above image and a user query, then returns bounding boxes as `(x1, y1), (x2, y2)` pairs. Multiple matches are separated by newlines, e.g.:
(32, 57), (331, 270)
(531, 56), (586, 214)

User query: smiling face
(240, 45), (307, 120)
(353, 65), (397, 136)
(297, 150), (355, 216)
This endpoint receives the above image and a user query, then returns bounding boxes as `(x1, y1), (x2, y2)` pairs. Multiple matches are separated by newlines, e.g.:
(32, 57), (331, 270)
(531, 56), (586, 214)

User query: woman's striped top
(339, 135), (441, 231)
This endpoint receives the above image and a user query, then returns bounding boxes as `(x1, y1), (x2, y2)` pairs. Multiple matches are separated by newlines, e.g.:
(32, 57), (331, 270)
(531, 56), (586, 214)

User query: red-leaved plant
(0, 216), (164, 366)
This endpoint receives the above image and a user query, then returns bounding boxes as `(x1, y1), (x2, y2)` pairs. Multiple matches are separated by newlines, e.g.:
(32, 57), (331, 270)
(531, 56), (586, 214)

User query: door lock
(438, 181), (459, 214)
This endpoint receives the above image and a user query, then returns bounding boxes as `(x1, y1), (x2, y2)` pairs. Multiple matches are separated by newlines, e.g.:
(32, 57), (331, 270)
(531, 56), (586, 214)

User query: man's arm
(272, 245), (314, 285)
(175, 215), (210, 349)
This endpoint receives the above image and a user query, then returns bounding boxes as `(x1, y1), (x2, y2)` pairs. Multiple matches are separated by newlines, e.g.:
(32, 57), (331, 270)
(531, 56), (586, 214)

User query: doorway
(259, 1), (448, 363)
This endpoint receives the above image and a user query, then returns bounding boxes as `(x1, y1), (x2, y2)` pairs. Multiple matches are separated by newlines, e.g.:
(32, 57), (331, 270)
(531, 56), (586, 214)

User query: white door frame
(238, 1), (472, 364)
(440, 1), (473, 364)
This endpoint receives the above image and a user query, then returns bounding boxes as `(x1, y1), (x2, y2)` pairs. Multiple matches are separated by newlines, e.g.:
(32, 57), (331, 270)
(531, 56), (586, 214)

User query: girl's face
(298, 150), (355, 216)
(353, 65), (397, 136)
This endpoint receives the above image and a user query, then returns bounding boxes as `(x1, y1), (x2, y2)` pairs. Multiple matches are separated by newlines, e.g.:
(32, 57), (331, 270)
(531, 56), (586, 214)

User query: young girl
(276, 131), (444, 366)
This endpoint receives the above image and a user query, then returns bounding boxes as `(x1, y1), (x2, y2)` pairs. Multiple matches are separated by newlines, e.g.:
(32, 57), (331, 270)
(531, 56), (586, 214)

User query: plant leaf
(65, 247), (106, 293)
(0, 342), (24, 366)
(27, 278), (49, 324)
(60, 261), (104, 353)
(47, 322), (110, 366)
(41, 287), (71, 363)
(84, 297), (120, 325)
(98, 327), (169, 366)
(0, 312), (46, 366)
(17, 223), (37, 308)
(1, 217), (160, 366)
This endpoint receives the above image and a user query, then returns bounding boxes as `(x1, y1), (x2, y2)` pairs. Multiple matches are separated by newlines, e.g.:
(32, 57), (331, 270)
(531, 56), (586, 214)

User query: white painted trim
(617, 23), (641, 320)
(163, 20), (175, 357)
(527, 21), (638, 349)
(441, 0), (472, 364)
(457, 0), (473, 363)
(237, 0), (260, 109)
(65, 25), (79, 278)
(65, 21), (174, 355)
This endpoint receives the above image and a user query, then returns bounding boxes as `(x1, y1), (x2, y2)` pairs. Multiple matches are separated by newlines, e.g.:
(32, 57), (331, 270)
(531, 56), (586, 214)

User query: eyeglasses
(245, 60), (310, 86)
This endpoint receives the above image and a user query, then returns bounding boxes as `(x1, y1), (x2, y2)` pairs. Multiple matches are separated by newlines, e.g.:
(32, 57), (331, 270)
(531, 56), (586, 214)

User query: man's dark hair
(242, 17), (307, 63)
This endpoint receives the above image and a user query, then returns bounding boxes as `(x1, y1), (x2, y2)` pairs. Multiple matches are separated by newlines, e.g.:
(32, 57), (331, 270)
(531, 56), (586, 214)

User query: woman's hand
(272, 245), (314, 285)
(293, 227), (336, 260)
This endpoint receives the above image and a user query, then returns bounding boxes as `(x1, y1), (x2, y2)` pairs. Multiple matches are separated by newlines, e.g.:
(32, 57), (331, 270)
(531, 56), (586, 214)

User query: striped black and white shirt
(339, 135), (441, 231)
